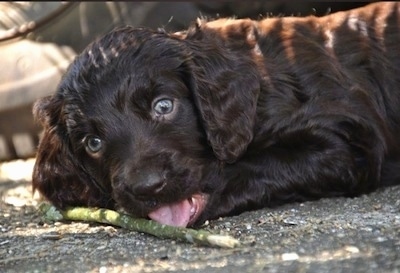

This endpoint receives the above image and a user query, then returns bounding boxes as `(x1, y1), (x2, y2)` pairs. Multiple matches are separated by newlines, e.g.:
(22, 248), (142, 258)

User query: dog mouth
(147, 193), (208, 227)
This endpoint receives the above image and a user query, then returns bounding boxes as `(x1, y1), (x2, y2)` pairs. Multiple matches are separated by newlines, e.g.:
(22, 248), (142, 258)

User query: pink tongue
(148, 199), (193, 227)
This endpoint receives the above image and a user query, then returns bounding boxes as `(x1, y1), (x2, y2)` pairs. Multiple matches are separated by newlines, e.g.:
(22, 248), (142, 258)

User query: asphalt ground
(1, 159), (399, 273)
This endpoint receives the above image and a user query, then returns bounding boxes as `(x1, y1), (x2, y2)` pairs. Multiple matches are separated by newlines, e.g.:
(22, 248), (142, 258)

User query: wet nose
(132, 171), (166, 197)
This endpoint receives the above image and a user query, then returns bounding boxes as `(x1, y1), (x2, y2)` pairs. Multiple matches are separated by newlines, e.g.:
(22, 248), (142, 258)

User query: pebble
(1, 227), (9, 232)
(344, 246), (360, 254)
(41, 231), (62, 240)
(97, 245), (108, 250)
(281, 252), (299, 261)
(0, 240), (10, 246)
(374, 236), (387, 243)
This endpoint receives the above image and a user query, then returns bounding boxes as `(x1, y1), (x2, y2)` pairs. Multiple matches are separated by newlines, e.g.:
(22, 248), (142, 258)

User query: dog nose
(132, 171), (166, 197)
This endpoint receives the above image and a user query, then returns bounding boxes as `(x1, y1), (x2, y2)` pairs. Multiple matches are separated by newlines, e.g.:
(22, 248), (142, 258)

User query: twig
(38, 203), (240, 249)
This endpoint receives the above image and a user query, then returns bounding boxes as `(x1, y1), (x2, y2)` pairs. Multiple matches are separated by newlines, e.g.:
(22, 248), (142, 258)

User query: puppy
(33, 2), (400, 227)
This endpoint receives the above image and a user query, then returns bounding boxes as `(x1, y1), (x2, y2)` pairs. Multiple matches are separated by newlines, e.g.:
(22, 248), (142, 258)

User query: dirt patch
(1, 159), (400, 272)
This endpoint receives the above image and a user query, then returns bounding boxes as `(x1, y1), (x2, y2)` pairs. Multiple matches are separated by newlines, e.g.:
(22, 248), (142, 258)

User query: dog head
(33, 21), (262, 227)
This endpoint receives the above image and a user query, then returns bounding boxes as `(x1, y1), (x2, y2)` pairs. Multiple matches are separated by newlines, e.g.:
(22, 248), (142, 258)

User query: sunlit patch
(0, 158), (40, 208)
(247, 30), (263, 57)
(99, 46), (109, 64)
(253, 43), (263, 56)
(88, 50), (99, 68)
(347, 17), (368, 37)
(111, 47), (119, 58)
(0, 158), (35, 182)
(325, 30), (335, 49)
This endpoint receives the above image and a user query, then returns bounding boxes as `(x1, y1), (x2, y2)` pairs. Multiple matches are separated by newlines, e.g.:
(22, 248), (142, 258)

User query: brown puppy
(33, 2), (400, 227)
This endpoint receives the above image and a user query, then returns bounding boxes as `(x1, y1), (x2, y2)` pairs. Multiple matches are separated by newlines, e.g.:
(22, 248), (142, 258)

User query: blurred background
(0, 1), (372, 162)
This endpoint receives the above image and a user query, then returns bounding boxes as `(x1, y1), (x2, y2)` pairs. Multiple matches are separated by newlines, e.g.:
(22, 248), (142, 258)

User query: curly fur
(33, 2), (400, 226)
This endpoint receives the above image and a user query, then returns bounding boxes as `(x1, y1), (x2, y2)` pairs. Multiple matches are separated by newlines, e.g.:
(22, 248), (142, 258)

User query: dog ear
(184, 19), (263, 163)
(32, 96), (112, 208)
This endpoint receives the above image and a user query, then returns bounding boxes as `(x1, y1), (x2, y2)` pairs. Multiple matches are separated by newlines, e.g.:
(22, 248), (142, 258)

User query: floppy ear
(32, 96), (113, 209)
(184, 19), (263, 163)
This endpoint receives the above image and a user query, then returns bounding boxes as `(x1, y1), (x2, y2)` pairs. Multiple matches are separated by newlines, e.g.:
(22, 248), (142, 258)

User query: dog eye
(154, 99), (173, 115)
(84, 136), (103, 154)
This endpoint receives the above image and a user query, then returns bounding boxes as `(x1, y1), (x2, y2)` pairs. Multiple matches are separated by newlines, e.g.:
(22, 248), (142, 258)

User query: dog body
(33, 2), (400, 227)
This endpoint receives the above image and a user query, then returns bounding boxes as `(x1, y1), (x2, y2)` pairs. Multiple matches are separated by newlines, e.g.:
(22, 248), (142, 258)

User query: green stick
(38, 203), (240, 248)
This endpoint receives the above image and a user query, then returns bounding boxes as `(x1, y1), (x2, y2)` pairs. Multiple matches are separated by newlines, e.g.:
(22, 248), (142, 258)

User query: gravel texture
(1, 159), (400, 273)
